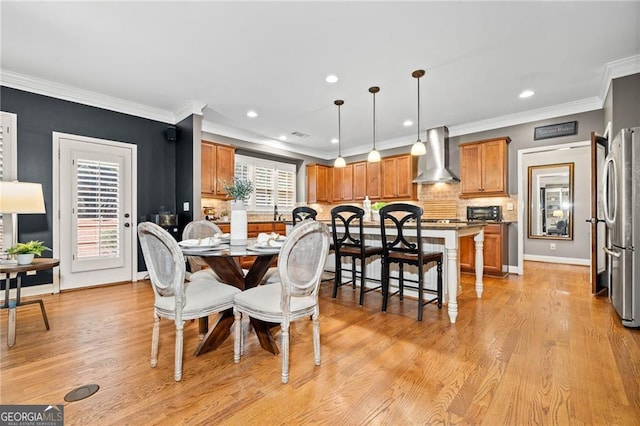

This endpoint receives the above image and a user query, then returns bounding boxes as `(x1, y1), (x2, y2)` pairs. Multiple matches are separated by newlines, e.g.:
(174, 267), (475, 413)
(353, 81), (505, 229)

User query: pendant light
(367, 86), (381, 163)
(334, 99), (346, 168)
(410, 69), (427, 156)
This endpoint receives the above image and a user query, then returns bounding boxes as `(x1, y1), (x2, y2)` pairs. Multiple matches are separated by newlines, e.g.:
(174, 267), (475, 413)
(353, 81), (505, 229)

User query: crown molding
(1, 69), (177, 123)
(175, 99), (207, 122)
(599, 54), (640, 101)
(201, 120), (331, 160)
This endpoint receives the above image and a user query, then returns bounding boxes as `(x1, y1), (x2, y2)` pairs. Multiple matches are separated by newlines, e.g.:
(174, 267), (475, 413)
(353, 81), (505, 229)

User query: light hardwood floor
(1, 261), (639, 425)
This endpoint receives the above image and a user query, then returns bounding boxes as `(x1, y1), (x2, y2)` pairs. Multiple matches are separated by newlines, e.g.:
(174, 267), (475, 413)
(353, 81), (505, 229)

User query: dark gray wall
(1, 86), (175, 284)
(610, 73), (640, 136)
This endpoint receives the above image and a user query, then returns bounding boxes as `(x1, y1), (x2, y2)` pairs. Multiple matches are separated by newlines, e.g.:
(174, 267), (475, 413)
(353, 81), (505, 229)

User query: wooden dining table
(182, 242), (282, 356)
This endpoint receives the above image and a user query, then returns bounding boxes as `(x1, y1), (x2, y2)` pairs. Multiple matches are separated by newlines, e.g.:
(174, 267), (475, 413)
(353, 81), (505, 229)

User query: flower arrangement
(371, 201), (387, 211)
(223, 177), (254, 201)
(7, 240), (51, 256)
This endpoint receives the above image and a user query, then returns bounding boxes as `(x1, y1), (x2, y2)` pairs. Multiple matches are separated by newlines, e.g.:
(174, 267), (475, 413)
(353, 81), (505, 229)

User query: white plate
(247, 244), (282, 253)
(179, 237), (221, 249)
(182, 244), (229, 253)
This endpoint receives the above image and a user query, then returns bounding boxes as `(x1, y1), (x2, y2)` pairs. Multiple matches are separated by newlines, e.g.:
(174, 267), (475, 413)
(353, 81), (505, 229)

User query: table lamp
(0, 181), (46, 263)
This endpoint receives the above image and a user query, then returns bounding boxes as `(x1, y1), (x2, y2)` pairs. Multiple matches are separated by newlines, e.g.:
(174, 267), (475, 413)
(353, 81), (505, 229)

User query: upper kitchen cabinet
(381, 154), (417, 200)
(332, 163), (354, 202)
(352, 162), (367, 200)
(201, 141), (236, 198)
(306, 164), (330, 203)
(366, 161), (382, 200)
(459, 137), (510, 198)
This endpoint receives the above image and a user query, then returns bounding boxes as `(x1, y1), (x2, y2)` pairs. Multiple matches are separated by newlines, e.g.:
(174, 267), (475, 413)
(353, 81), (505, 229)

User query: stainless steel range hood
(413, 126), (460, 184)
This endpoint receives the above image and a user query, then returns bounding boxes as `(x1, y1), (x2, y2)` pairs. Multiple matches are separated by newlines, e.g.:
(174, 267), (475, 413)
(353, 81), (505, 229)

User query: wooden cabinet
(332, 164), (353, 202)
(459, 137), (510, 198)
(381, 154), (416, 200)
(201, 141), (236, 198)
(367, 161), (382, 200)
(306, 164), (330, 203)
(460, 223), (509, 277)
(352, 162), (367, 200)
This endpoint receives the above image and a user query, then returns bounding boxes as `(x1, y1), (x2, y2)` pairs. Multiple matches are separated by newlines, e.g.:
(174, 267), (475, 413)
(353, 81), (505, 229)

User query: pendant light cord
(338, 103), (342, 156)
(416, 76), (421, 142)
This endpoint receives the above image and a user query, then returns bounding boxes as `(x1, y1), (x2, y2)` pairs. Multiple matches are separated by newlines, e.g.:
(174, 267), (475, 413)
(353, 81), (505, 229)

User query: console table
(0, 258), (59, 346)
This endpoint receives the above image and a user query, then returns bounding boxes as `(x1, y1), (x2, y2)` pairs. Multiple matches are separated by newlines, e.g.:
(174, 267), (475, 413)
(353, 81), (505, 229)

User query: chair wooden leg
(332, 255), (341, 298)
(359, 255), (366, 306)
(437, 260), (443, 309)
(399, 264), (404, 300)
(150, 312), (160, 368)
(351, 259), (357, 289)
(174, 319), (184, 381)
(233, 308), (242, 363)
(417, 265), (424, 322)
(381, 258), (389, 312)
(281, 321), (290, 384)
(312, 310), (321, 366)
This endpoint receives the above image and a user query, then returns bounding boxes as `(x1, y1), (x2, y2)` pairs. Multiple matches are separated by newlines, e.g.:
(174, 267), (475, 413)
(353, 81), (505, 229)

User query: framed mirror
(528, 162), (574, 240)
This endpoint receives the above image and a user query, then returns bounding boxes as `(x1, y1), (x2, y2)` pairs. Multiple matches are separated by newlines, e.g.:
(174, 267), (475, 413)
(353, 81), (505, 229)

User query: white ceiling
(2, 1), (639, 159)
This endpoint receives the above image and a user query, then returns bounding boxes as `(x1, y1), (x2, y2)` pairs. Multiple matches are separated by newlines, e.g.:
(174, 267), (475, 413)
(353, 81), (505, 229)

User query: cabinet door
(332, 167), (342, 201)
(367, 162), (382, 200)
(481, 140), (507, 193)
(381, 157), (398, 198)
(201, 143), (216, 195)
(306, 164), (329, 203)
(353, 162), (367, 200)
(215, 144), (235, 196)
(482, 232), (502, 275)
(460, 144), (483, 194)
(395, 155), (414, 198)
(459, 235), (475, 272)
(341, 164), (353, 201)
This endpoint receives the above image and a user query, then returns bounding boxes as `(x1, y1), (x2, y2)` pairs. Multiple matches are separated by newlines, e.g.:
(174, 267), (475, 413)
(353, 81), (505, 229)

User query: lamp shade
(0, 181), (46, 214)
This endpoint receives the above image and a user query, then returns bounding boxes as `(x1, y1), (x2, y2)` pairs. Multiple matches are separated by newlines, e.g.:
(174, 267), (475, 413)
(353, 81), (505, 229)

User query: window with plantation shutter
(75, 158), (120, 260)
(234, 154), (296, 212)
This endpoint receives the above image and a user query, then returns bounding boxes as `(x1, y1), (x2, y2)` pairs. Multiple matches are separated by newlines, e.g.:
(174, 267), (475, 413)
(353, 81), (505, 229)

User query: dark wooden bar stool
(331, 205), (383, 305)
(379, 203), (443, 321)
(292, 206), (317, 225)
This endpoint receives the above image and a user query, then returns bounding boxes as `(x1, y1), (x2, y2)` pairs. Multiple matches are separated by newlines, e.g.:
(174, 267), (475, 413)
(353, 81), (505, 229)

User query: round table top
(181, 238), (282, 257)
(0, 257), (60, 273)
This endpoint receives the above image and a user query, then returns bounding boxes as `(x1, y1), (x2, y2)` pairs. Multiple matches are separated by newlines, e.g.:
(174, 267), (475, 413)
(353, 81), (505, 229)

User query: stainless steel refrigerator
(603, 127), (639, 327)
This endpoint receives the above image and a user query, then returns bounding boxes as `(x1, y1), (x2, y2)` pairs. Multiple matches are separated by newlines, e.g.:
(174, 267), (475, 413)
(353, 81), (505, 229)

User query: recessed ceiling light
(331, 138), (339, 144)
(403, 120), (413, 127)
(519, 90), (535, 98)
(246, 110), (258, 118)
(279, 135), (287, 141)
(325, 74), (339, 83)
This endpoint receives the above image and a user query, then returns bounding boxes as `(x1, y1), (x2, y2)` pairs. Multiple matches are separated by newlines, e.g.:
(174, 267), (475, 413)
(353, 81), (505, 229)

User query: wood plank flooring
(1, 261), (639, 425)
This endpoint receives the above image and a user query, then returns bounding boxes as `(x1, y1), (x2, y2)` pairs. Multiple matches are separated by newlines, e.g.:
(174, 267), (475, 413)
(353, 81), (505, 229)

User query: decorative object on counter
(363, 195), (372, 221)
(410, 69), (427, 156)
(367, 86), (381, 163)
(220, 210), (229, 222)
(273, 204), (279, 221)
(7, 240), (51, 265)
(333, 99), (346, 168)
(0, 181), (47, 264)
(370, 201), (386, 222)
(224, 177), (254, 246)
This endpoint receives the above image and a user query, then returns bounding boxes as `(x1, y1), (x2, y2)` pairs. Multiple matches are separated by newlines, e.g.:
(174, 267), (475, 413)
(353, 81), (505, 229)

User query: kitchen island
(329, 221), (485, 324)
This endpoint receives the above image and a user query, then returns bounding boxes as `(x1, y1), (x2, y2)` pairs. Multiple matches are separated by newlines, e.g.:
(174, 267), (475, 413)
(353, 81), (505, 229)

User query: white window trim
(235, 154), (296, 213)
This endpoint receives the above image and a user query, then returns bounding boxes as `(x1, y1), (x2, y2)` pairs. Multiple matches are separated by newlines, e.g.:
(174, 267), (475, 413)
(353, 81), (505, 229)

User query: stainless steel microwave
(467, 205), (502, 221)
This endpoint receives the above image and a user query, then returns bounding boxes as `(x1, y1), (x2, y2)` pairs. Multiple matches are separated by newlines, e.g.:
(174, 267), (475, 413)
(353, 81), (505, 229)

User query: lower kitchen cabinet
(459, 223), (509, 277)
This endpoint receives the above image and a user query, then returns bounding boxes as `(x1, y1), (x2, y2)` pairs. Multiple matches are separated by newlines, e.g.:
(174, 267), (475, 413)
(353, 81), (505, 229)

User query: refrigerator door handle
(603, 246), (621, 258)
(602, 156), (617, 227)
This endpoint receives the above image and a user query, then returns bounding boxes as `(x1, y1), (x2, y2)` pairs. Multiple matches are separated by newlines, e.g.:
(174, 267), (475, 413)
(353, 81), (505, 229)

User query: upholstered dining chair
(138, 222), (240, 381)
(182, 220), (222, 281)
(292, 206), (317, 225)
(379, 203), (443, 321)
(233, 219), (331, 383)
(331, 205), (383, 305)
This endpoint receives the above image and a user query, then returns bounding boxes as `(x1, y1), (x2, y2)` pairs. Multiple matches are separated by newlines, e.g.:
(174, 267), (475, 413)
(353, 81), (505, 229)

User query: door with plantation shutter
(57, 134), (135, 290)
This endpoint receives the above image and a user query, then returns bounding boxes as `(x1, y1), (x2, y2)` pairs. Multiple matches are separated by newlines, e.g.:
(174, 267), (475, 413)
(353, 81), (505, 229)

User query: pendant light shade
(368, 86), (381, 163)
(411, 69), (427, 156)
(333, 99), (346, 168)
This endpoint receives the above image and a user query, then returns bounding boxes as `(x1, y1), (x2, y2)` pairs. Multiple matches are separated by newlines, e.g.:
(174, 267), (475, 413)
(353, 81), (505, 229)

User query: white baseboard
(3, 283), (56, 298)
(523, 254), (590, 266)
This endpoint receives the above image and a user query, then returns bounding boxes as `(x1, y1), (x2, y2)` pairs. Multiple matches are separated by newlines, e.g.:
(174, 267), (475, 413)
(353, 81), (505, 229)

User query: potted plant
(220, 210), (229, 222)
(223, 178), (254, 245)
(371, 201), (387, 222)
(7, 240), (51, 265)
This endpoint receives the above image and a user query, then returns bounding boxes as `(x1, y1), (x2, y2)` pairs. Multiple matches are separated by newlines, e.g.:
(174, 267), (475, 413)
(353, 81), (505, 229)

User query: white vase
(16, 253), (35, 265)
(230, 200), (248, 246)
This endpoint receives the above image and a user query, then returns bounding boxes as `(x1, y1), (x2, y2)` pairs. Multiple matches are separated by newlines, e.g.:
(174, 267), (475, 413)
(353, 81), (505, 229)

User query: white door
(55, 133), (136, 290)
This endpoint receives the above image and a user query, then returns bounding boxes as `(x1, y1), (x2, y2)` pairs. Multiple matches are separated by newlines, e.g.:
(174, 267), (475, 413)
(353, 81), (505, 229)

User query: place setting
(247, 232), (286, 253)
(179, 235), (229, 253)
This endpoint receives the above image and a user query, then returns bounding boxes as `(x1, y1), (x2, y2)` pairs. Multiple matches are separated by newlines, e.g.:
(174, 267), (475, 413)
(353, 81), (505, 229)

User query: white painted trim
(4, 282), (55, 298)
(524, 254), (590, 266)
(1, 70), (175, 124)
(517, 140), (591, 276)
(52, 132), (138, 289)
(599, 54), (640, 101)
(175, 99), (207, 122)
